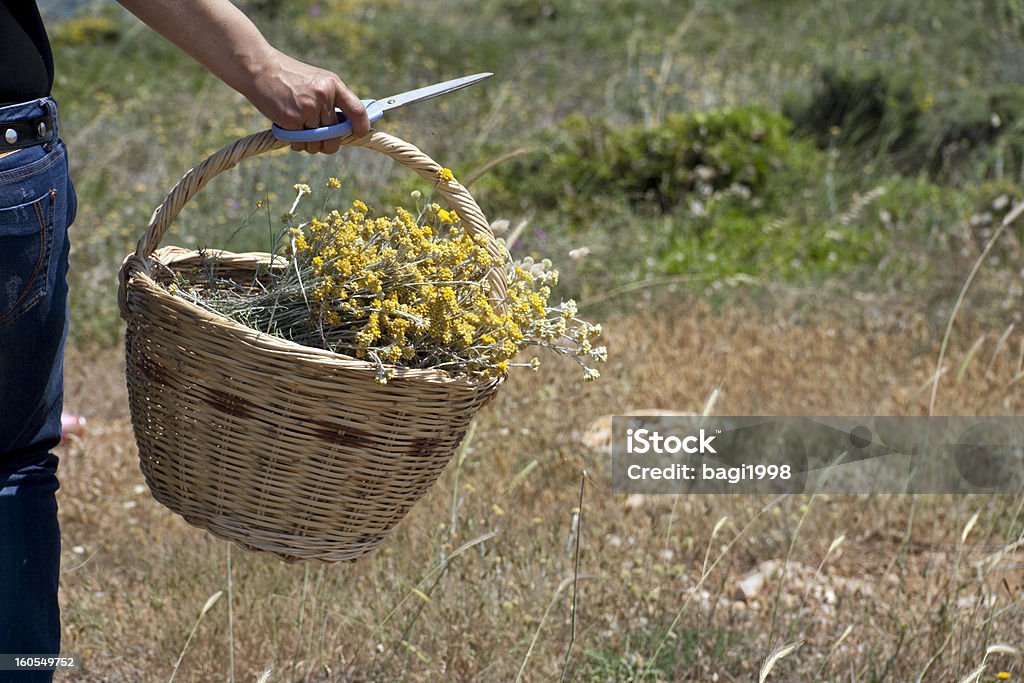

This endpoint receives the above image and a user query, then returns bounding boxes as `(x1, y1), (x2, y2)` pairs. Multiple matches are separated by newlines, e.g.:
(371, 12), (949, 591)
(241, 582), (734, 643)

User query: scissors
(271, 72), (493, 143)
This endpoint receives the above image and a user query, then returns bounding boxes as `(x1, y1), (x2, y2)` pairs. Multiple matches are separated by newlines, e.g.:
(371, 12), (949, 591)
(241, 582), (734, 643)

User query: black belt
(1, 113), (56, 151)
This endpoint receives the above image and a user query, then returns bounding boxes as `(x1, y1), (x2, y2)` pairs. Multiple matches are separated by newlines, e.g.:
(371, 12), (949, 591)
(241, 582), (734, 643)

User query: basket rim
(125, 245), (507, 390)
(119, 129), (508, 315)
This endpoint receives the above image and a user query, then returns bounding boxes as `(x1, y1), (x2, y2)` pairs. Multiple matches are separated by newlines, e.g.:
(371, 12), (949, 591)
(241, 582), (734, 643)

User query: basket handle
(119, 129), (507, 315)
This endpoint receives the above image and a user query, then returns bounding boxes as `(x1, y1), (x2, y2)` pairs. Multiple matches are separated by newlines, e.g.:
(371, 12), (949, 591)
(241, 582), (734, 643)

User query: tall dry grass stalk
(558, 471), (587, 682)
(759, 640), (802, 682)
(168, 591), (223, 683)
(930, 200), (1024, 414)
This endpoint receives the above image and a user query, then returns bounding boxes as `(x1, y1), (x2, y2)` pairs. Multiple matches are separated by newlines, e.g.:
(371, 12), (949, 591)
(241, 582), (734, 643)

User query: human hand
(245, 49), (370, 154)
(113, 0), (370, 153)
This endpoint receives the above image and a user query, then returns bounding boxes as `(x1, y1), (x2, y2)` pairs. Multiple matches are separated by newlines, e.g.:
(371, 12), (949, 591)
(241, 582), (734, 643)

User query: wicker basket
(117, 129), (506, 562)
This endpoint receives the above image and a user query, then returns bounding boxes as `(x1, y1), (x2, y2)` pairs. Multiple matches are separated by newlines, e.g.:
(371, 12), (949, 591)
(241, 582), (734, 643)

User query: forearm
(114, 0), (369, 151)
(115, 0), (274, 98)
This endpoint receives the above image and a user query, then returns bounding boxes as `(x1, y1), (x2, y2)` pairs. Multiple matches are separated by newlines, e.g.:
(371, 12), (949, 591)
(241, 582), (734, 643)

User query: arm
(115, 0), (369, 153)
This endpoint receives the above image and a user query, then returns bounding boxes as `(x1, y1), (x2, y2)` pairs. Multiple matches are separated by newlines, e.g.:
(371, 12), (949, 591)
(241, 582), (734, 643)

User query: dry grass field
(55, 295), (1024, 681)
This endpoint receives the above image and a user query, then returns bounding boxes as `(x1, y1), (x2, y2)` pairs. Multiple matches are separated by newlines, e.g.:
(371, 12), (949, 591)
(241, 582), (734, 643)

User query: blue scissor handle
(271, 99), (384, 142)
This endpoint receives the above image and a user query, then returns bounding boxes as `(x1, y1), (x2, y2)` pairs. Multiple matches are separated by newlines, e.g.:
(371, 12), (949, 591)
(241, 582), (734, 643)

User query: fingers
(291, 94), (323, 154)
(317, 91), (343, 154)
(293, 75), (366, 155)
(335, 80), (370, 138)
(294, 96), (330, 155)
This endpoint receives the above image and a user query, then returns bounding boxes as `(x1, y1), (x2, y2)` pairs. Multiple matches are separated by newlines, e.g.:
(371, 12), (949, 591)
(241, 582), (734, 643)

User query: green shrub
(477, 105), (905, 287)
(928, 85), (1024, 181)
(484, 106), (818, 217)
(787, 66), (923, 155)
(495, 0), (561, 25)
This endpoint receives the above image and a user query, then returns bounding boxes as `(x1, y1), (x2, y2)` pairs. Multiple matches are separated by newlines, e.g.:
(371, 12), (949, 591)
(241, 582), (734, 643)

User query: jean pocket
(0, 188), (56, 329)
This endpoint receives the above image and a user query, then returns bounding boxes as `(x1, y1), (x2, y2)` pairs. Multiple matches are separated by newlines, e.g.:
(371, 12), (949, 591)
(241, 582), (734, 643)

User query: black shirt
(0, 0), (53, 105)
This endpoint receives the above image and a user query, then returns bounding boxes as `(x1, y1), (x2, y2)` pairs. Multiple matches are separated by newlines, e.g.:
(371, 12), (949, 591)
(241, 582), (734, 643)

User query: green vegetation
(50, 0), (1024, 344)
(481, 106), (886, 284)
(485, 107), (810, 214)
(572, 627), (744, 681)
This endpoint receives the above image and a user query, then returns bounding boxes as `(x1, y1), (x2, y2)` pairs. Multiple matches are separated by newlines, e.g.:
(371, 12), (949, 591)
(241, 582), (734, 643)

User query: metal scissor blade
(271, 72), (494, 143)
(378, 72), (493, 112)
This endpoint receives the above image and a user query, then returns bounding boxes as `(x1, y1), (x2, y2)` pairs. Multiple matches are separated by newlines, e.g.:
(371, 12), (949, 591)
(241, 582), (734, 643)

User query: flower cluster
(178, 178), (605, 383)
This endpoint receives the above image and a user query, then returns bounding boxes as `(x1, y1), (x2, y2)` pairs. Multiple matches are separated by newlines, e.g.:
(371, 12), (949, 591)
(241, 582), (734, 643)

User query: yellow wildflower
(186, 185), (604, 382)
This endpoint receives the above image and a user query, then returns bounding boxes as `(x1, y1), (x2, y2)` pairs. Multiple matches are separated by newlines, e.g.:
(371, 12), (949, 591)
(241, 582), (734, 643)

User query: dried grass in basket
(117, 129), (506, 562)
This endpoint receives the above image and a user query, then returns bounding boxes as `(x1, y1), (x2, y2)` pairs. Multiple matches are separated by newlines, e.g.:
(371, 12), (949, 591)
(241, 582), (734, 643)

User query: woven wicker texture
(119, 130), (505, 562)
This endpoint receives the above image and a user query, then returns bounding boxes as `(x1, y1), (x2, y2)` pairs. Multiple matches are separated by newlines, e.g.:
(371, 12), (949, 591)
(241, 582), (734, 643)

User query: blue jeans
(0, 97), (76, 682)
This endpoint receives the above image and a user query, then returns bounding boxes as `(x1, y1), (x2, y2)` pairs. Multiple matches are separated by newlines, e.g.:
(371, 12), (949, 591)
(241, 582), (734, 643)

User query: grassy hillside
(52, 0), (1024, 344)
